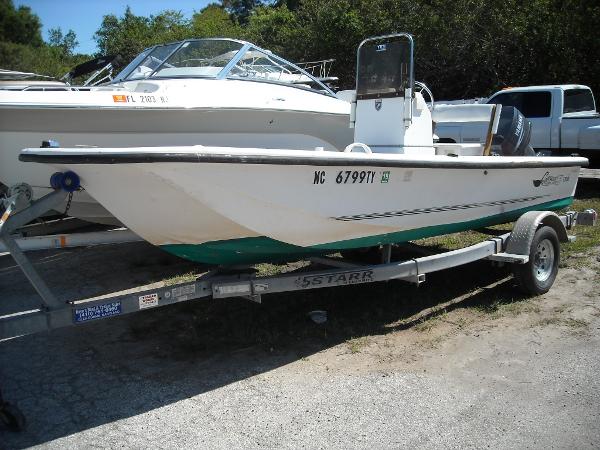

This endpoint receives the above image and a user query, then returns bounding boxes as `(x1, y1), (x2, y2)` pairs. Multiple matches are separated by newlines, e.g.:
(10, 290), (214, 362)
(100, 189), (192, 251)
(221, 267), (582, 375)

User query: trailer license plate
(74, 301), (122, 323)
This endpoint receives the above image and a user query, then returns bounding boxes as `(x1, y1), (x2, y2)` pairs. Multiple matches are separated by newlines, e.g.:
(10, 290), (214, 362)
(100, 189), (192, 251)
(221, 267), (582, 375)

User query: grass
(534, 317), (589, 329)
(414, 312), (446, 332)
(553, 304), (569, 314)
(346, 336), (370, 354)
(413, 223), (513, 252)
(412, 195), (599, 268)
(535, 317), (562, 327)
(163, 271), (197, 286)
(559, 197), (600, 260)
(256, 263), (283, 277)
(412, 311), (472, 334)
(562, 318), (589, 329)
(475, 298), (541, 320)
(256, 260), (312, 277)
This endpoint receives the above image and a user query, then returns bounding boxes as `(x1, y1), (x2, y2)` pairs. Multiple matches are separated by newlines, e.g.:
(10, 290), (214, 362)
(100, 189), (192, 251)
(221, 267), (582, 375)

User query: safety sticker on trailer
(171, 284), (196, 302)
(138, 293), (159, 309)
(73, 301), (122, 323)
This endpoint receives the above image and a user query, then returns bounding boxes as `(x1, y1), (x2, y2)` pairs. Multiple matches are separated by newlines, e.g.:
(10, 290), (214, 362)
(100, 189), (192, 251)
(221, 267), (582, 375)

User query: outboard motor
(491, 106), (534, 156)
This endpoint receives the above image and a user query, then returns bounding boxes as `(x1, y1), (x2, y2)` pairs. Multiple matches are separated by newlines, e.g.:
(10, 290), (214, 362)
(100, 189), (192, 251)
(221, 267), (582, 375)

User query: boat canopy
(113, 38), (335, 96)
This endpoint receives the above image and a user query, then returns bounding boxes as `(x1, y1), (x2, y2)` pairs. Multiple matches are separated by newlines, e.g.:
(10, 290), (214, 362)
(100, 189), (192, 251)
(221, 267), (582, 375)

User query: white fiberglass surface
(39, 161), (581, 248)
(24, 146), (588, 165)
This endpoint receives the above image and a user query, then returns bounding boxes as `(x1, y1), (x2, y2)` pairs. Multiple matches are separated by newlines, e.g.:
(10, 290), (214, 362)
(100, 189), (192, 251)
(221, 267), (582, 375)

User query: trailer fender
(505, 211), (568, 256)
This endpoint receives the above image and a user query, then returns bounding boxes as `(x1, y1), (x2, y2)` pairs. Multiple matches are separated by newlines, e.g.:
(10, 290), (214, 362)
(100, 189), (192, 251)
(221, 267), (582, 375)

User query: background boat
(0, 38), (352, 224)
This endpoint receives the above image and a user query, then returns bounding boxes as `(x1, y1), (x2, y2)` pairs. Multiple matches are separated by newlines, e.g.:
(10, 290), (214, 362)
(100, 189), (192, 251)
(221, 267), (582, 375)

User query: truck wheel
(513, 226), (560, 295)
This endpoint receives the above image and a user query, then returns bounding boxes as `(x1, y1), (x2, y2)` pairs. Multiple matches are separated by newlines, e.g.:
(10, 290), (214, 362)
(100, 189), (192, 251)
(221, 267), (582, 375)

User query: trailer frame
(0, 186), (583, 342)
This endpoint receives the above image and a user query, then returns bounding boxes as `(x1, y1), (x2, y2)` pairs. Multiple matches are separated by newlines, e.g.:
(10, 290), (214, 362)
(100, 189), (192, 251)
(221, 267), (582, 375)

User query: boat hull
(160, 196), (574, 264)
(20, 147), (585, 264)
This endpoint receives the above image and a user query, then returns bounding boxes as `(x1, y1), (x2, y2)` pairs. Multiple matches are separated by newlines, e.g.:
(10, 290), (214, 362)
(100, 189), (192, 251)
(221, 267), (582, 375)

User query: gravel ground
(1, 240), (599, 449)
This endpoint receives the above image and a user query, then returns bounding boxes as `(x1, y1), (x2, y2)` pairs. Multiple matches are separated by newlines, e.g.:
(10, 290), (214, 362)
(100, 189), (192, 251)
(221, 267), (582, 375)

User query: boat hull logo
(375, 99), (382, 111)
(533, 171), (569, 187)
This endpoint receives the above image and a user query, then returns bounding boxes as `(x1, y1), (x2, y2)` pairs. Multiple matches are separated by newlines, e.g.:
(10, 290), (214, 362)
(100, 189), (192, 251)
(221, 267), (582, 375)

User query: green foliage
(0, 41), (88, 77)
(93, 4), (242, 72)
(48, 28), (78, 57)
(94, 7), (191, 65)
(273, 0), (301, 11)
(0, 0), (43, 46)
(191, 4), (242, 37)
(243, 6), (298, 56)
(0, 0), (83, 77)
(222, 0), (264, 24)
(239, 0), (600, 99)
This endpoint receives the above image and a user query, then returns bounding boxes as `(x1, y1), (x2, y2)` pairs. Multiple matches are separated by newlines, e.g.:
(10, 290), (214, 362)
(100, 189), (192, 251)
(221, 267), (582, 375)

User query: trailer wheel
(513, 225), (560, 295)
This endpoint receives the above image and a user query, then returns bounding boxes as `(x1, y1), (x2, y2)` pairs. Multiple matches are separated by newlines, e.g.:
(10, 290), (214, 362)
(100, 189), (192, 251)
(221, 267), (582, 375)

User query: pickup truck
(434, 84), (600, 163)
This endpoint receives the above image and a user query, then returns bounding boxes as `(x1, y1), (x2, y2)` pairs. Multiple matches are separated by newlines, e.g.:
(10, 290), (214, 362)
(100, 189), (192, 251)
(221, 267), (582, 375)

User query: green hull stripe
(161, 197), (573, 264)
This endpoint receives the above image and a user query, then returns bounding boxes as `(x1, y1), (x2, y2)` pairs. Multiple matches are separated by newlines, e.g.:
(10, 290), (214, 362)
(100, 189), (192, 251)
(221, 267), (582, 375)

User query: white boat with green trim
(19, 34), (588, 265)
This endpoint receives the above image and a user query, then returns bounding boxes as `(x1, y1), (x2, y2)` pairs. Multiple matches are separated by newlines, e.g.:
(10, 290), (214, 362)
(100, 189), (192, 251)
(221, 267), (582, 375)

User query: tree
(6, 0), (597, 101)
(222, 0), (263, 24)
(243, 6), (298, 56)
(0, 40), (89, 76)
(273, 0), (301, 11)
(191, 4), (241, 37)
(48, 28), (78, 56)
(0, 0), (43, 46)
(94, 7), (192, 67)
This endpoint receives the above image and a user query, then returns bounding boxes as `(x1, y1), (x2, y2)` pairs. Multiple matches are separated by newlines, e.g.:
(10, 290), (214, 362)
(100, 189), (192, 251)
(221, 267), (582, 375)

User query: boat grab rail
(415, 81), (434, 112)
(344, 143), (372, 153)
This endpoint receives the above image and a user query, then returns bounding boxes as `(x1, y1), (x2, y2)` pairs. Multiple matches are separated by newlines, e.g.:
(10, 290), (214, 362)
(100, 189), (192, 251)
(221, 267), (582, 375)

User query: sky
(15, 0), (213, 55)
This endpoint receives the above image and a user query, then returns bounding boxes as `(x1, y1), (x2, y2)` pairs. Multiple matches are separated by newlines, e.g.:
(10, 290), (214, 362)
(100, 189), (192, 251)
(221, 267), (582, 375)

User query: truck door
(487, 91), (552, 150)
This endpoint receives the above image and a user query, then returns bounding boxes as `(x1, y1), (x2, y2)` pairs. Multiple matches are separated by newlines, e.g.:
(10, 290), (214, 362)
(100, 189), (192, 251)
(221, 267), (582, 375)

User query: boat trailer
(0, 184), (597, 430)
(1, 184), (597, 342)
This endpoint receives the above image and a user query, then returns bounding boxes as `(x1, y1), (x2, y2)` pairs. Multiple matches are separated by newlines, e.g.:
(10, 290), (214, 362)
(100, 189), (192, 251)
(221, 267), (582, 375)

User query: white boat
(0, 38), (352, 223)
(20, 34), (587, 264)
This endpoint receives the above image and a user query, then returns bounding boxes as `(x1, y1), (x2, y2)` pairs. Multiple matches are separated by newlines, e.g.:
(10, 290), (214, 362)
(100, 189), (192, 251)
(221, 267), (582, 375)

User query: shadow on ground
(0, 234), (530, 448)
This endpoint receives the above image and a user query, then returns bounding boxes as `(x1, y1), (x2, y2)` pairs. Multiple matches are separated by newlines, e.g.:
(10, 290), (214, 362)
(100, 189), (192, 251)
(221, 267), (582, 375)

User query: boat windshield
(124, 43), (182, 80)
(356, 35), (412, 100)
(227, 49), (316, 86)
(149, 40), (244, 79)
(117, 38), (333, 95)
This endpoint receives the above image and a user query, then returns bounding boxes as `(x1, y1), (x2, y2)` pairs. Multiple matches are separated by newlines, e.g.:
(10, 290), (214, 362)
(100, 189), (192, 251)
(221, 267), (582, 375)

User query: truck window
(563, 89), (596, 113)
(488, 91), (551, 118)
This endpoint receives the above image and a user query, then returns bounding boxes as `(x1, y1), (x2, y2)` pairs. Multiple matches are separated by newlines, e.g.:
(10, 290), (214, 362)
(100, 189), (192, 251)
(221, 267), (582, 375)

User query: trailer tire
(513, 226), (560, 295)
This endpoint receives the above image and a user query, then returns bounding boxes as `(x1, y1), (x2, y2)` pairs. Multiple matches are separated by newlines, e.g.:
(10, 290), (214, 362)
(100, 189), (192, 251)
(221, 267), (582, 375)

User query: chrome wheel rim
(533, 238), (555, 282)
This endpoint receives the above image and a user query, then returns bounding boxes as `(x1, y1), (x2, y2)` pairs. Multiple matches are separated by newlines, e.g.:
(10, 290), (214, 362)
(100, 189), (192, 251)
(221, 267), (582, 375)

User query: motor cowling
(491, 106), (534, 156)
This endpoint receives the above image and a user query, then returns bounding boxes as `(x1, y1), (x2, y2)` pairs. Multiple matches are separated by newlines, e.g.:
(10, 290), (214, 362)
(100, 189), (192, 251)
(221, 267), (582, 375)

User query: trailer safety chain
(64, 191), (73, 216)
